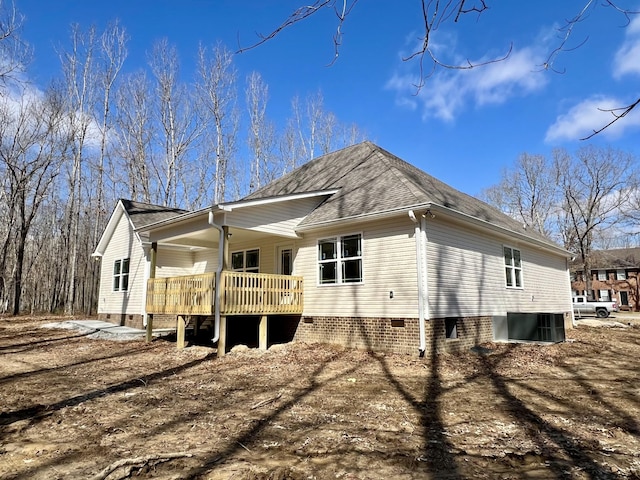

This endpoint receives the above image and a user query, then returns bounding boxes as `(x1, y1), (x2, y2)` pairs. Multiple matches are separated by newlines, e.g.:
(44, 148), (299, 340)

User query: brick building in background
(571, 248), (640, 311)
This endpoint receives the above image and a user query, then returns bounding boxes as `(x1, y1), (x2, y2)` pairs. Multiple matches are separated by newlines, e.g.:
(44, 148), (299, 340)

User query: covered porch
(138, 202), (311, 355)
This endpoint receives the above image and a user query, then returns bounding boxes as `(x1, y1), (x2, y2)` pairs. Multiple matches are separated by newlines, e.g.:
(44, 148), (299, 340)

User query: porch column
(216, 226), (230, 357)
(145, 242), (157, 343)
(259, 315), (268, 350)
(222, 225), (230, 270)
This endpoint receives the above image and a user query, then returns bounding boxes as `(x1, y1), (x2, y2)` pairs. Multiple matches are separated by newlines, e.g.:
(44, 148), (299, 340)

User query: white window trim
(317, 233), (364, 286)
(113, 257), (130, 292)
(503, 245), (523, 289)
(597, 270), (607, 281)
(231, 248), (260, 273)
(616, 269), (626, 280)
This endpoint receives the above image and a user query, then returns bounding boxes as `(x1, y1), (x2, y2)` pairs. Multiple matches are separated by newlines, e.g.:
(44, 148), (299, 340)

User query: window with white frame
(503, 246), (522, 288)
(113, 258), (130, 292)
(318, 234), (363, 284)
(597, 270), (607, 281)
(231, 249), (259, 273)
(616, 269), (627, 280)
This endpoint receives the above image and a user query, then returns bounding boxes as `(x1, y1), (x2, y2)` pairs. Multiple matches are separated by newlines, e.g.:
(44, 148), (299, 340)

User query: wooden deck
(146, 271), (303, 316)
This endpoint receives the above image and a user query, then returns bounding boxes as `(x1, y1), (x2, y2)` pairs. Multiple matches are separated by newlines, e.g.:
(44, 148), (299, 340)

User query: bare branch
(236, 1), (334, 54)
(580, 96), (640, 140)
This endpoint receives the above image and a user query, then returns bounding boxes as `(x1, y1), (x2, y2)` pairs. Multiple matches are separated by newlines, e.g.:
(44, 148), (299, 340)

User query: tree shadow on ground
(0, 329), (95, 353)
(477, 346), (619, 479)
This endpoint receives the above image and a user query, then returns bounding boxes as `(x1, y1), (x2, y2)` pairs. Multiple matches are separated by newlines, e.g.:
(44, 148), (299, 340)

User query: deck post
(218, 315), (227, 356)
(177, 315), (186, 349)
(259, 315), (268, 350)
(193, 315), (199, 336)
(145, 242), (157, 343)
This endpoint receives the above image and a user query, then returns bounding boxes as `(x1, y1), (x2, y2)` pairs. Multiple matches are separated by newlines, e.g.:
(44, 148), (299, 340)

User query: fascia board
(92, 200), (126, 257)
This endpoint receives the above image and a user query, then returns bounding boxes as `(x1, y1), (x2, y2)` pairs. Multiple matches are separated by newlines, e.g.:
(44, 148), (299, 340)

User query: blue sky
(14, 0), (640, 197)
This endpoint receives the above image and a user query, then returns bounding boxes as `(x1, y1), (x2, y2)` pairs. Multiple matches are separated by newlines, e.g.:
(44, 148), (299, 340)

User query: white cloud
(613, 15), (640, 78)
(545, 95), (640, 142)
(386, 44), (549, 122)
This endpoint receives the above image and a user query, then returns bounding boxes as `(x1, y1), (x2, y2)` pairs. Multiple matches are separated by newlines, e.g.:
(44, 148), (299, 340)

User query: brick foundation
(98, 313), (177, 329)
(292, 315), (494, 356)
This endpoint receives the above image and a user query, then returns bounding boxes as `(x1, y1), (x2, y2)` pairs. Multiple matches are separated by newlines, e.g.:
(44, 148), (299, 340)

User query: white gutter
(409, 210), (427, 356)
(208, 211), (225, 344)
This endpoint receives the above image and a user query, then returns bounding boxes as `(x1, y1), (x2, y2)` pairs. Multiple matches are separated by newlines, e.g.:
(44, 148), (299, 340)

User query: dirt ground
(1, 316), (639, 480)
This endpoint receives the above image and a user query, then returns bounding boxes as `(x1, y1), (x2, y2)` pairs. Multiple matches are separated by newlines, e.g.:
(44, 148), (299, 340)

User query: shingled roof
(245, 141), (557, 247)
(575, 248), (640, 270)
(120, 199), (187, 229)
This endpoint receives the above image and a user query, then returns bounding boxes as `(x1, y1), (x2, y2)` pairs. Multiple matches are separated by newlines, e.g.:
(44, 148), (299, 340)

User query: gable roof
(92, 199), (187, 257)
(245, 141), (559, 249)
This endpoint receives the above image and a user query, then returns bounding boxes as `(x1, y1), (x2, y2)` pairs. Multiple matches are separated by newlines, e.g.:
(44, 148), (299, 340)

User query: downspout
(409, 210), (427, 356)
(208, 211), (225, 344)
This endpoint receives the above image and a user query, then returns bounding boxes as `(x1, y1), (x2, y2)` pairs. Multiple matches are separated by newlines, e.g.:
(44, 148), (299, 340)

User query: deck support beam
(259, 315), (268, 350)
(217, 315), (227, 357)
(177, 315), (187, 349)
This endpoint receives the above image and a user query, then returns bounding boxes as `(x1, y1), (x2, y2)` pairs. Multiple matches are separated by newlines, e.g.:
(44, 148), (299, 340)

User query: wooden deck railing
(146, 272), (216, 315)
(146, 271), (303, 316)
(220, 271), (303, 315)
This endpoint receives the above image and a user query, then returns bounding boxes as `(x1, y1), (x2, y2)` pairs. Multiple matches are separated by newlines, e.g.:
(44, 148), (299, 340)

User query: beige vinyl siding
(97, 212), (146, 316)
(226, 197), (324, 237)
(155, 248), (196, 278)
(425, 217), (571, 318)
(296, 216), (419, 318)
(192, 249), (219, 274)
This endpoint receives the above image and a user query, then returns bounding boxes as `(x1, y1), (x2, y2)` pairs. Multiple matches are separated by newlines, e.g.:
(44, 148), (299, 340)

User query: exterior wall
(293, 315), (493, 356)
(154, 247), (194, 278)
(192, 248), (219, 274)
(295, 216), (420, 319)
(425, 217), (572, 319)
(97, 212), (146, 317)
(226, 197), (324, 237)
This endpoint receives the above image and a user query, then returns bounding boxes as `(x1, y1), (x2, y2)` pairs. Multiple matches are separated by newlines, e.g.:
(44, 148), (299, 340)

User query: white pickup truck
(572, 296), (619, 318)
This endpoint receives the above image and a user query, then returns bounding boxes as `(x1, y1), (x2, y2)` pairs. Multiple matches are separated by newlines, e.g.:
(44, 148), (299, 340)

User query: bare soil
(1, 316), (639, 480)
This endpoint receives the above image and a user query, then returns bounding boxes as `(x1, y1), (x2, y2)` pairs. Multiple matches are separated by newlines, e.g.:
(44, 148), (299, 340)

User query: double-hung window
(503, 246), (522, 288)
(113, 258), (130, 292)
(318, 234), (363, 284)
(231, 249), (259, 273)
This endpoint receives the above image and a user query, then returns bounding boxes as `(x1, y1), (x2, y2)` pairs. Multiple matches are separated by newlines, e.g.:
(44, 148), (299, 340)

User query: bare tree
(115, 71), (153, 203)
(59, 23), (98, 315)
(555, 146), (637, 298)
(0, 0), (30, 81)
(195, 43), (238, 204)
(481, 153), (559, 238)
(0, 87), (64, 314)
(246, 71), (278, 191)
(93, 21), (127, 232)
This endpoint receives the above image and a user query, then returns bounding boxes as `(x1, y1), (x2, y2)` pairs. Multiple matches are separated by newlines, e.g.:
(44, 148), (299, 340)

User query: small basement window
(445, 318), (458, 339)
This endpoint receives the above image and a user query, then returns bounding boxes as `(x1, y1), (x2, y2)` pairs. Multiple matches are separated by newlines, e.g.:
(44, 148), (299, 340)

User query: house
(571, 248), (640, 311)
(92, 142), (574, 356)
